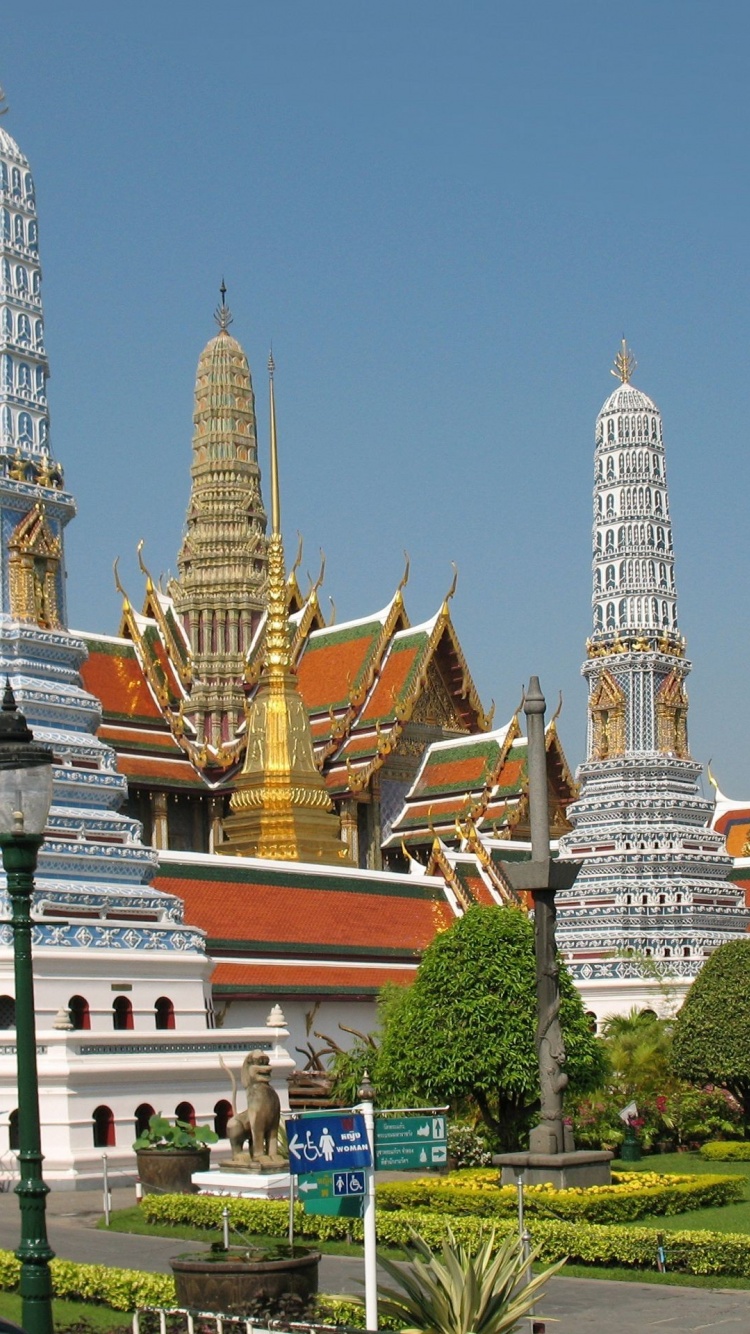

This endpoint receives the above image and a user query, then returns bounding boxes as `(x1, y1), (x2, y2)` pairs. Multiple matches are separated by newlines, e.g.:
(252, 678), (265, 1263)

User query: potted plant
(134, 1114), (219, 1195)
(171, 1240), (321, 1317)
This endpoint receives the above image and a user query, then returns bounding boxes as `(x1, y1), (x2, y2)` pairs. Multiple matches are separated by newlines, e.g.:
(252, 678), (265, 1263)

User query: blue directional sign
(285, 1113), (372, 1175)
(333, 1169), (365, 1196)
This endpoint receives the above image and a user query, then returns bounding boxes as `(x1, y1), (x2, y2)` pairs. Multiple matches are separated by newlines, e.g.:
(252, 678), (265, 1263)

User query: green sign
(297, 1170), (366, 1217)
(375, 1115), (448, 1171)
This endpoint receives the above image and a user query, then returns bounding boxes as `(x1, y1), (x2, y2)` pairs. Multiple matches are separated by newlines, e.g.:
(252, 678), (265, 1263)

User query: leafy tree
(672, 940), (750, 1134)
(600, 1007), (673, 1104)
(371, 905), (607, 1150)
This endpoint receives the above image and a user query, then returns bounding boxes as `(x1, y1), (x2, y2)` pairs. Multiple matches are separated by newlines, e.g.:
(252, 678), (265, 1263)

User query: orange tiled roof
(212, 961), (417, 996)
(155, 859), (453, 953)
(81, 640), (161, 721)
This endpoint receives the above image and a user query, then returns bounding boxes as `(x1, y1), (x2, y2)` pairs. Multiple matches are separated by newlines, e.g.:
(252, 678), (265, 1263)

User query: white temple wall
(0, 1026), (295, 1189)
(222, 997), (378, 1067)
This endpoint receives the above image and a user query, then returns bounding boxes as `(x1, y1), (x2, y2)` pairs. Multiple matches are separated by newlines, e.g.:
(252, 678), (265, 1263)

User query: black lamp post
(0, 681), (55, 1334)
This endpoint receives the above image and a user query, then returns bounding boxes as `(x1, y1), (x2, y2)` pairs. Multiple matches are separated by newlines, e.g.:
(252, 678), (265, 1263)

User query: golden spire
(611, 338), (636, 384)
(220, 356), (350, 864)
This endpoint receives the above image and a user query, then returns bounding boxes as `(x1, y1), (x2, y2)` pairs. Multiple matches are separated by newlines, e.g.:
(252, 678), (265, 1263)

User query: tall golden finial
(268, 351), (280, 534)
(220, 353), (350, 865)
(611, 338), (636, 384)
(214, 279), (233, 332)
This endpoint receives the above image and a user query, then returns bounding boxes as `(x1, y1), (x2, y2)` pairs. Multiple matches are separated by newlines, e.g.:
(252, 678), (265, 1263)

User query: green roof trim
(156, 860), (445, 901)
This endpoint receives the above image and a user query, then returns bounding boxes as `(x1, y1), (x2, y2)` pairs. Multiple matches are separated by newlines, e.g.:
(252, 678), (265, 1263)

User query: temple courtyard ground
(0, 1184), (747, 1331)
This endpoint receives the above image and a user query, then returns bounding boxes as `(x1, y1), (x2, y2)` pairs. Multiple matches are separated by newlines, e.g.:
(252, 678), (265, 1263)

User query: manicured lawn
(621, 1151), (750, 1233)
(622, 1151), (750, 1179)
(0, 1290), (131, 1329)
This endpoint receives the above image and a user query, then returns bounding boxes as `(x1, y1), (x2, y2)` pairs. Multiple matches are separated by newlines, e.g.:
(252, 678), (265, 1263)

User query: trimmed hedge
(376, 1169), (743, 1223)
(0, 1250), (175, 1310)
(142, 1193), (750, 1278)
(701, 1141), (750, 1162)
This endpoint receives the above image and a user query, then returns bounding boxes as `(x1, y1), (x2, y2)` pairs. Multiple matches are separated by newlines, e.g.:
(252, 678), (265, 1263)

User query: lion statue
(220, 1050), (285, 1169)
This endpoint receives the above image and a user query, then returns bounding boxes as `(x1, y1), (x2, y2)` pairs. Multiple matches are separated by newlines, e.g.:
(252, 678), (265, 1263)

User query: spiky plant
(376, 1227), (563, 1334)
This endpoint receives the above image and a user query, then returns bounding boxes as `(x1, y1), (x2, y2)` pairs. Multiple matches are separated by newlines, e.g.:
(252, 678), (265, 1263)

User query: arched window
(32, 271), (40, 296)
(27, 220), (37, 251)
(1, 307), (11, 337)
(69, 995), (90, 1030)
(595, 605), (603, 630)
(11, 168), (20, 196)
(18, 362), (31, 392)
(8, 1109), (19, 1152)
(15, 265), (27, 292)
(18, 412), (32, 444)
(175, 1101), (195, 1127)
(92, 1106), (116, 1148)
(606, 602), (616, 630)
(34, 320), (43, 348)
(0, 996), (15, 1030)
(134, 1103), (155, 1137)
(154, 996), (175, 1030)
(0, 208), (9, 242)
(13, 215), (23, 246)
(2, 259), (11, 284)
(17, 314), (30, 344)
(1, 405), (11, 440)
(214, 1100), (232, 1138)
(0, 163), (7, 191)
(112, 996), (134, 1030)
(1, 354), (12, 389)
(39, 417), (48, 445)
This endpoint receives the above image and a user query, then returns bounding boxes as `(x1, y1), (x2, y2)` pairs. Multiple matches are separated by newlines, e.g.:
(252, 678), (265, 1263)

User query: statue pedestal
(192, 1168), (292, 1199)
(494, 1150), (613, 1189)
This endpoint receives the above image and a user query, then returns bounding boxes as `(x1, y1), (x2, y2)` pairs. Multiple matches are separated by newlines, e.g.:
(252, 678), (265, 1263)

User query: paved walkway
(0, 1185), (747, 1331)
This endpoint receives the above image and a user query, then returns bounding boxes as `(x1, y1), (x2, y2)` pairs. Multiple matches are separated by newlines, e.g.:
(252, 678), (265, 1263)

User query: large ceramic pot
(170, 1245), (320, 1316)
(136, 1146), (210, 1195)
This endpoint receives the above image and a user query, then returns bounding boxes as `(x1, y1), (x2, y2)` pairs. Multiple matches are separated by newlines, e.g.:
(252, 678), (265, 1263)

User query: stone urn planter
(136, 1146), (211, 1195)
(170, 1244), (321, 1316)
(133, 1114), (218, 1196)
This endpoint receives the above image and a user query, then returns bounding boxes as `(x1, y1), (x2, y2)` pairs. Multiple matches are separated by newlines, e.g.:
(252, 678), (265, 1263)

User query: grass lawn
(0, 1290), (131, 1330)
(621, 1151), (750, 1234)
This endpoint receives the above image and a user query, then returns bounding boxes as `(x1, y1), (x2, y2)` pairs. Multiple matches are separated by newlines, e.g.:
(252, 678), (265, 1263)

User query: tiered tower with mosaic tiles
(0, 104), (208, 989)
(169, 289), (268, 749)
(556, 342), (748, 1002)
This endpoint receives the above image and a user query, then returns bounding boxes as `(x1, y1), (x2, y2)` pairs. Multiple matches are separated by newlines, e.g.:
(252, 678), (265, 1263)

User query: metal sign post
(355, 1091), (378, 1332)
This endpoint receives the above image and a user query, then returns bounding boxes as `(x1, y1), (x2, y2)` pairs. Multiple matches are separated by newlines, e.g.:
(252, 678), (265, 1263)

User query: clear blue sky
(4, 2), (750, 794)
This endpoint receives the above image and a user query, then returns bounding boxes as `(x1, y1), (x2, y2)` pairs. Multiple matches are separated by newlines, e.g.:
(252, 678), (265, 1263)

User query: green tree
(672, 940), (750, 1135)
(372, 905), (606, 1150)
(600, 1007), (672, 1103)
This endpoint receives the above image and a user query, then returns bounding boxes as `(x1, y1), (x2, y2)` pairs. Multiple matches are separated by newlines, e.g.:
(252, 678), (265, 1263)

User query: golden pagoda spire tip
(611, 337), (636, 384)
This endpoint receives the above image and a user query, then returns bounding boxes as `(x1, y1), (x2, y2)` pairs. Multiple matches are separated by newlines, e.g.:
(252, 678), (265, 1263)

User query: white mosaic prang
(557, 359), (749, 1017)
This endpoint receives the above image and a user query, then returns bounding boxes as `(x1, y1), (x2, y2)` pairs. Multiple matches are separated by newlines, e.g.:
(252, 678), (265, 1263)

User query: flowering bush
(446, 1122), (493, 1168)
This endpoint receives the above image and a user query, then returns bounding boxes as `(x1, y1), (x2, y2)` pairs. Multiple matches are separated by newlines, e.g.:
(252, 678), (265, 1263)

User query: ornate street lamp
(0, 681), (55, 1334)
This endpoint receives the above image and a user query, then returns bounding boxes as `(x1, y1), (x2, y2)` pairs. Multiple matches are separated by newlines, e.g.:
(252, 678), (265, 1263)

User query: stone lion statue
(220, 1050), (285, 1169)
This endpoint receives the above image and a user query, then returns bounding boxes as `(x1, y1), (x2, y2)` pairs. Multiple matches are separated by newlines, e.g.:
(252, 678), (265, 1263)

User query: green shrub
(375, 1168), (742, 1224)
(700, 1140), (750, 1161)
(142, 1189), (750, 1278)
(0, 1250), (176, 1310)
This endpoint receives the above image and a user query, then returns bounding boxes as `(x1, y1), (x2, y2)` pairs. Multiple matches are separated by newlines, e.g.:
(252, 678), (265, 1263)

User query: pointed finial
(611, 337), (636, 384)
(214, 280), (233, 332)
(2, 679), (15, 713)
(268, 350), (280, 534)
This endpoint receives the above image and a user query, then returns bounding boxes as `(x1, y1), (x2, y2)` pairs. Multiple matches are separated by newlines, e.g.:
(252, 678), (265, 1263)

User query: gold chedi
(220, 356), (350, 864)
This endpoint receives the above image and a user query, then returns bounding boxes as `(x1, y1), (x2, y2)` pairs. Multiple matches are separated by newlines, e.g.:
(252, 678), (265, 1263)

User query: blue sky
(4, 2), (750, 793)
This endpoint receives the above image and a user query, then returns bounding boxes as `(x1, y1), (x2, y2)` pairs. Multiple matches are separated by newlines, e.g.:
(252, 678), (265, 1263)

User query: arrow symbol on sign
(288, 1134), (303, 1161)
(298, 1180), (317, 1193)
